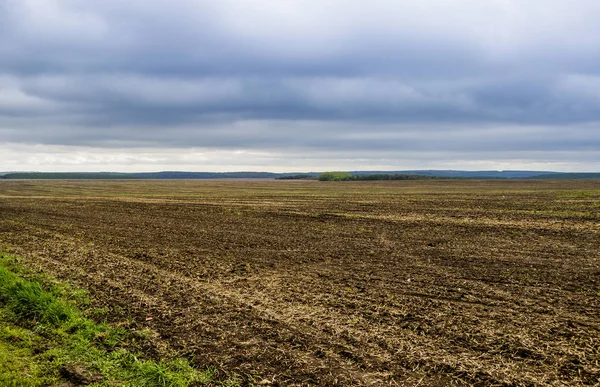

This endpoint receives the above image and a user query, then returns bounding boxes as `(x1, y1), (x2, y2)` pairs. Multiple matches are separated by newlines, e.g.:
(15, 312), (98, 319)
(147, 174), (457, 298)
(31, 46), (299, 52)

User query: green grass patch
(0, 253), (233, 386)
(558, 190), (600, 198)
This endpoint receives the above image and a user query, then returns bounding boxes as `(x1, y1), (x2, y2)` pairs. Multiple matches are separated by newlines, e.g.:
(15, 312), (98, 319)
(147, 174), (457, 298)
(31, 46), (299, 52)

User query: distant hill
(2, 170), (599, 180)
(0, 171), (281, 180)
(349, 170), (559, 178)
(528, 173), (600, 179)
(132, 171), (281, 179)
(1, 172), (133, 179)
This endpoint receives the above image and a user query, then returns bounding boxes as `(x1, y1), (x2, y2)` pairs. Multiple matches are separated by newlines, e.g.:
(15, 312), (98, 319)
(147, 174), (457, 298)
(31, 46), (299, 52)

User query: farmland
(0, 179), (599, 386)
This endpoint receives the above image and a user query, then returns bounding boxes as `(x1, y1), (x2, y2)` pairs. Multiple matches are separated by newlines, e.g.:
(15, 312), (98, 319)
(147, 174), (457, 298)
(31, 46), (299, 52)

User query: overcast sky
(1, 0), (600, 172)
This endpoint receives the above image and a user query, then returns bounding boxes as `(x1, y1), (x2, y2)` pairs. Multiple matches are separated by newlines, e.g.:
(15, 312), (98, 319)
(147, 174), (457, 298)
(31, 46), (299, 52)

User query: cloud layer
(1, 0), (600, 170)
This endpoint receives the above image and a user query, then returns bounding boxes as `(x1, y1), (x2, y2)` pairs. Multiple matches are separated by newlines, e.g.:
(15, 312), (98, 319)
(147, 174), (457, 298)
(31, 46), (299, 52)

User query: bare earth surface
(0, 179), (599, 386)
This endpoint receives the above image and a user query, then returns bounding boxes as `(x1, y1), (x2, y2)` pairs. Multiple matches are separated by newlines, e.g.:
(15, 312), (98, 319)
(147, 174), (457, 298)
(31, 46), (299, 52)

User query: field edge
(0, 251), (238, 387)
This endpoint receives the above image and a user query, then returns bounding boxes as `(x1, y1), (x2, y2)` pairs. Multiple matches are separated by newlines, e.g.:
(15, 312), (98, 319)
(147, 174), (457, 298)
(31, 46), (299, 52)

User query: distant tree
(318, 172), (354, 181)
(356, 174), (435, 181)
(276, 174), (318, 180)
(317, 172), (439, 181)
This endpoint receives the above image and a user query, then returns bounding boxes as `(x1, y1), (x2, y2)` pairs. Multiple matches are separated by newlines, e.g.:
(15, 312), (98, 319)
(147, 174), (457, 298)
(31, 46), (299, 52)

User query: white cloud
(1, 0), (600, 170)
(1, 143), (599, 173)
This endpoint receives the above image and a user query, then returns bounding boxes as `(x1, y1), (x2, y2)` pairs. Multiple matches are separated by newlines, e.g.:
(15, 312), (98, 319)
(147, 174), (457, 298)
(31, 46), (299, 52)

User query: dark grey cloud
(1, 0), (600, 170)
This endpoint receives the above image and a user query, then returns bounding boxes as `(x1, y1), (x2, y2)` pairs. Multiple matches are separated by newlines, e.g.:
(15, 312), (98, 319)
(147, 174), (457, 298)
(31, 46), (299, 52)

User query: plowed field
(0, 180), (599, 386)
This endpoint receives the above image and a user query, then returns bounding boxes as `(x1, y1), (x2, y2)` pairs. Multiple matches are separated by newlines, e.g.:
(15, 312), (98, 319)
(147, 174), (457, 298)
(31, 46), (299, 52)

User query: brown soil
(0, 179), (599, 386)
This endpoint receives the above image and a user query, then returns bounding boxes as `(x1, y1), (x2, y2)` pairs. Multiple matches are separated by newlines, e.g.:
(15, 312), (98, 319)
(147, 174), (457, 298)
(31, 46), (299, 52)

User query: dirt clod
(59, 363), (103, 385)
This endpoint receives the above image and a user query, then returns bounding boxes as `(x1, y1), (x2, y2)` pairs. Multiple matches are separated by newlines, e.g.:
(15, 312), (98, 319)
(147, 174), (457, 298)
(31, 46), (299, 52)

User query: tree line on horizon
(317, 172), (436, 181)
